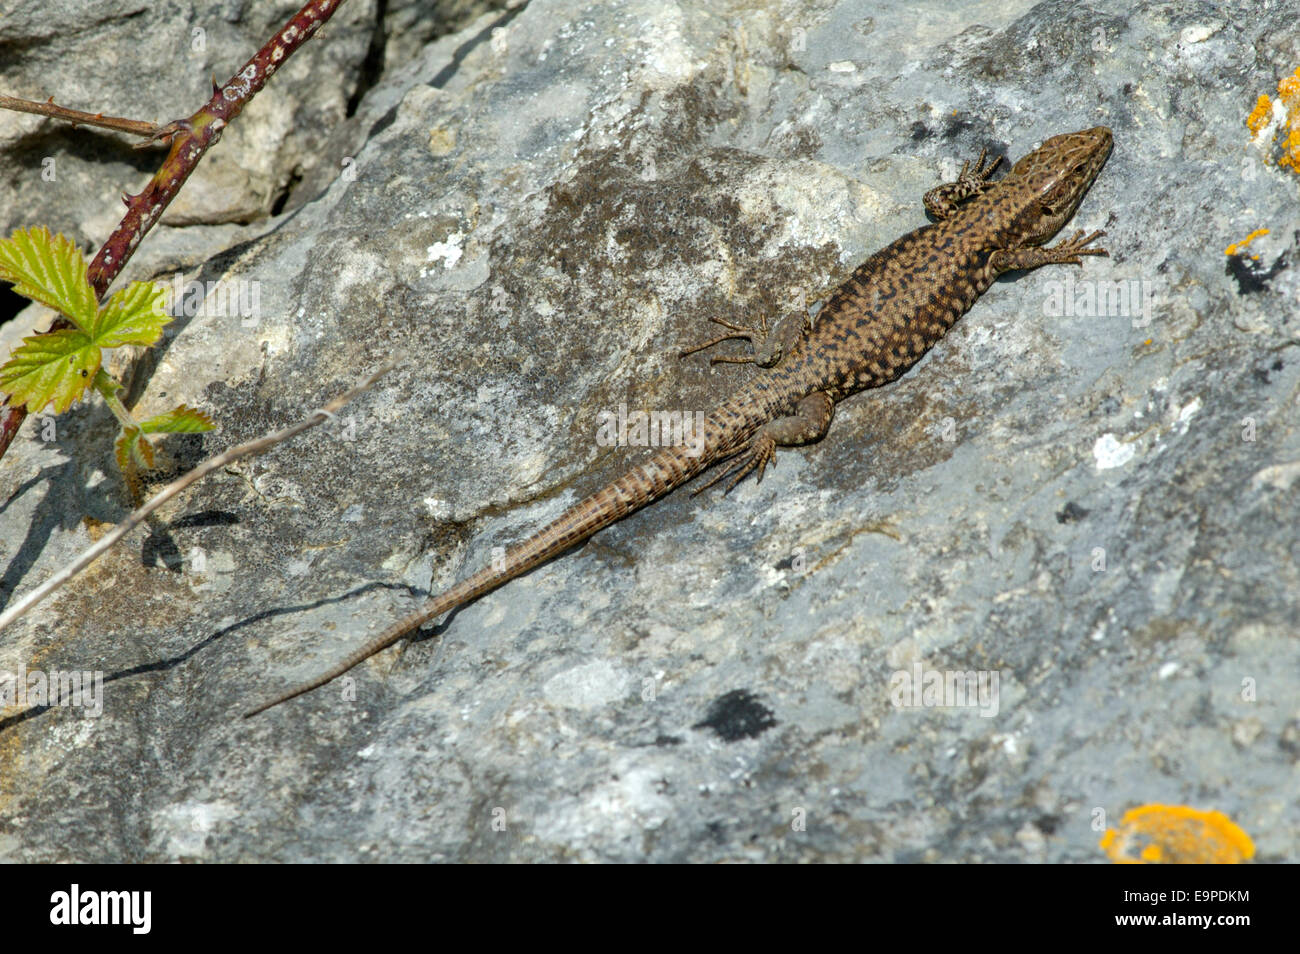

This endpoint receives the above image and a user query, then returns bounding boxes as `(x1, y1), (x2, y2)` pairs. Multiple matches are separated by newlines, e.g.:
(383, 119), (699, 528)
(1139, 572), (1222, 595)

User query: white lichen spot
(1173, 396), (1201, 434)
(426, 232), (465, 269)
(1093, 433), (1135, 470)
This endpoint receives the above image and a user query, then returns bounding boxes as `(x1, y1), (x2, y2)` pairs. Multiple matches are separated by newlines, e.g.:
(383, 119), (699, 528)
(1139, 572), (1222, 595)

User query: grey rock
(0, 0), (1296, 862)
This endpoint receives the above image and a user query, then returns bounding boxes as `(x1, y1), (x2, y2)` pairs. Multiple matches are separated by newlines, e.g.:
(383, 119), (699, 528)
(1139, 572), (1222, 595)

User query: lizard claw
(924, 146), (1004, 218)
(693, 433), (777, 495)
(1047, 229), (1108, 264)
(681, 314), (773, 365)
(961, 147), (1003, 184)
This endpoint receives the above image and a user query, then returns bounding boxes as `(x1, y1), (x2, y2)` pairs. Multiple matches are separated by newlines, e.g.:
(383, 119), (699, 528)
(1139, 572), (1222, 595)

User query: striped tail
(244, 377), (789, 716)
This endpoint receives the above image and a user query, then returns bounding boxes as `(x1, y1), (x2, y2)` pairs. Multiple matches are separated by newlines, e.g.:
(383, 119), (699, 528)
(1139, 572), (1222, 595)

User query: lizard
(245, 125), (1113, 717)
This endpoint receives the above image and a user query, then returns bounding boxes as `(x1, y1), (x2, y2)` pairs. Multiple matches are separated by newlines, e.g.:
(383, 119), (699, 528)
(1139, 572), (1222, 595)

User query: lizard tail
(245, 380), (785, 717)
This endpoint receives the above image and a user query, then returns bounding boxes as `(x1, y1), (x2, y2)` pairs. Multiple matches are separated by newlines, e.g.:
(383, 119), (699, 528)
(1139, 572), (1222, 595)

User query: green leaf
(114, 425), (155, 472)
(0, 329), (101, 413)
(139, 404), (215, 434)
(0, 277), (173, 414)
(94, 280), (171, 347)
(0, 226), (97, 330)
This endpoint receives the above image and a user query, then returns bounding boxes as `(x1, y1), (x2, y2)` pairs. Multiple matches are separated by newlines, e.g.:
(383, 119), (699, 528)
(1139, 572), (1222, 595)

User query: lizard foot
(680, 314), (782, 367)
(1041, 229), (1108, 264)
(681, 305), (808, 368)
(693, 432), (777, 495)
(989, 230), (1108, 273)
(924, 147), (1003, 219)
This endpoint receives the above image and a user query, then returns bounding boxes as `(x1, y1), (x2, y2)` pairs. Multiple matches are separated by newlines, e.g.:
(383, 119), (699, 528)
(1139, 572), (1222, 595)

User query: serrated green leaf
(113, 428), (133, 472)
(94, 280), (171, 348)
(139, 403), (215, 434)
(114, 425), (155, 472)
(0, 226), (97, 330)
(0, 329), (100, 413)
(0, 276), (174, 414)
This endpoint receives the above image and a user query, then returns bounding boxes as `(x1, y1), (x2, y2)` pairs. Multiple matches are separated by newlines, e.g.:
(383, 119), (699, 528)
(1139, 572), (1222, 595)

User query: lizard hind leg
(694, 390), (835, 495)
(680, 307), (807, 368)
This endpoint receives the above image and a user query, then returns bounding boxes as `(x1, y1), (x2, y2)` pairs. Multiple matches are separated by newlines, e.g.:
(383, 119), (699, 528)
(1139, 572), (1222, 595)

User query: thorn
(211, 75), (221, 98)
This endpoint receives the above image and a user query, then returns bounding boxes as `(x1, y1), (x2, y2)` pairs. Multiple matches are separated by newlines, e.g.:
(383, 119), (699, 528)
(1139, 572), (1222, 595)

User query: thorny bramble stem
(0, 0), (348, 463)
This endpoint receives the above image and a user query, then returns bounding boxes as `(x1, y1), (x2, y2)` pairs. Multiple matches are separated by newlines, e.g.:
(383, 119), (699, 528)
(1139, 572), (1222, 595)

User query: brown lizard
(246, 125), (1113, 717)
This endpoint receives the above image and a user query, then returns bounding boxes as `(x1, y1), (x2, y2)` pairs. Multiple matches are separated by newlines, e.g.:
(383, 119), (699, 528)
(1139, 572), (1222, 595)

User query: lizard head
(1008, 126), (1112, 243)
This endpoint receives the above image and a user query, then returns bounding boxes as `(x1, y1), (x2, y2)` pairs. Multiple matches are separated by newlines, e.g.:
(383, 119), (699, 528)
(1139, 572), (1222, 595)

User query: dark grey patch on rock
(693, 689), (777, 742)
(1226, 252), (1288, 295)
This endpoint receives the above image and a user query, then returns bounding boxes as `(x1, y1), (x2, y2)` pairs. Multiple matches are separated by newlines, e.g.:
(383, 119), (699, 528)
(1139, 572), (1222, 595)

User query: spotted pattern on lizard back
(246, 126), (1113, 717)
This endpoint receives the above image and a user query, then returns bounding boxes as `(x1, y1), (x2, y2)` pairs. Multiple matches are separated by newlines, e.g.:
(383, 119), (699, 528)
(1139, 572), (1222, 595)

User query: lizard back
(245, 126), (1113, 716)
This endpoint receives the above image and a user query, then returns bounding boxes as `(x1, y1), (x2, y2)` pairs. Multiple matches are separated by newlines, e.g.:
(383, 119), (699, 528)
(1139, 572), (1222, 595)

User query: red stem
(0, 0), (347, 461)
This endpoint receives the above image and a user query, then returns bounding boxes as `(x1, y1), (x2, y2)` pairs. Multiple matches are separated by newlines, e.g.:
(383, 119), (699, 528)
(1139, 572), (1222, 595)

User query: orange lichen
(1246, 94), (1272, 135)
(1224, 228), (1269, 257)
(1100, 804), (1255, 864)
(1247, 67), (1300, 173)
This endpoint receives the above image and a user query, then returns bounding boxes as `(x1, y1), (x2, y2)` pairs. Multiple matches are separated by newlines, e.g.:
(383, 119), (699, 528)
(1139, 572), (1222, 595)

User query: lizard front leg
(988, 229), (1108, 275)
(680, 307), (808, 368)
(696, 390), (835, 494)
(923, 147), (1002, 219)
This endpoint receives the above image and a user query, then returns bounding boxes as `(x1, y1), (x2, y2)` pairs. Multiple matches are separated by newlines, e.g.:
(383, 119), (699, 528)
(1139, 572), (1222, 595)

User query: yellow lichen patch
(1224, 228), (1269, 257)
(1281, 69), (1300, 171)
(81, 515), (114, 542)
(1246, 66), (1300, 173)
(1100, 804), (1255, 864)
(1246, 94), (1272, 135)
